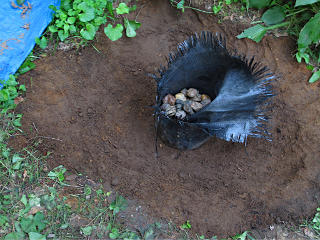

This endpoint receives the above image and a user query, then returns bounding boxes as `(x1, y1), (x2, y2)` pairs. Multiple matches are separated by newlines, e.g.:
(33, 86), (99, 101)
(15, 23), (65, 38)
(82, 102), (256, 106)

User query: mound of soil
(13, 0), (320, 237)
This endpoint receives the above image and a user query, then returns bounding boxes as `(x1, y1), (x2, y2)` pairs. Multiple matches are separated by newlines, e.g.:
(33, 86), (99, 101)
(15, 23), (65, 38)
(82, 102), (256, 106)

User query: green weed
(237, 0), (320, 83)
(48, 0), (140, 44)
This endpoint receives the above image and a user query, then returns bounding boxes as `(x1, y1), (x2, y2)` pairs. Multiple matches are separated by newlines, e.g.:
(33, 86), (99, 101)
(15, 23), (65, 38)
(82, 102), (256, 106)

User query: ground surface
(12, 0), (320, 238)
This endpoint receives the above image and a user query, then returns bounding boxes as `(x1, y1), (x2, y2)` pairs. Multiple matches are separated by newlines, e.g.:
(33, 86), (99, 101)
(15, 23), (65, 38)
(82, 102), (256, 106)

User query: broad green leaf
(78, 2), (95, 22)
(12, 154), (23, 163)
(0, 90), (9, 102)
(69, 25), (76, 33)
(20, 194), (28, 206)
(124, 18), (141, 38)
(0, 215), (8, 226)
(35, 37), (47, 49)
(116, 3), (130, 14)
(58, 11), (67, 21)
(248, 0), (271, 9)
(104, 24), (123, 41)
(7, 75), (18, 86)
(261, 6), (285, 25)
(66, 17), (76, 24)
(28, 232), (46, 240)
(63, 24), (69, 33)
(48, 25), (58, 33)
(14, 116), (22, 126)
(309, 70), (320, 83)
(295, 0), (320, 7)
(80, 23), (96, 40)
(296, 51), (310, 63)
(81, 226), (93, 236)
(212, 4), (222, 14)
(4, 232), (25, 240)
(58, 30), (69, 41)
(109, 195), (128, 215)
(177, 0), (185, 9)
(298, 12), (320, 49)
(67, 9), (76, 16)
(144, 227), (154, 240)
(61, 0), (72, 10)
(237, 24), (267, 42)
(28, 195), (41, 207)
(20, 212), (46, 233)
(94, 16), (106, 26)
(109, 228), (120, 239)
(232, 231), (248, 240)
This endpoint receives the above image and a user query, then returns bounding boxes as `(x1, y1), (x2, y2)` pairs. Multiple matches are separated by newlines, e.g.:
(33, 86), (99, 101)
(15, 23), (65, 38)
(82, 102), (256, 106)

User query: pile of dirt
(12, 0), (320, 237)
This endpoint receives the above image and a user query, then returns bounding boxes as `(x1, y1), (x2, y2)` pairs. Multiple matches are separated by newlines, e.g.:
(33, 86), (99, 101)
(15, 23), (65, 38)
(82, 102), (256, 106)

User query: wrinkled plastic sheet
(0, 0), (60, 83)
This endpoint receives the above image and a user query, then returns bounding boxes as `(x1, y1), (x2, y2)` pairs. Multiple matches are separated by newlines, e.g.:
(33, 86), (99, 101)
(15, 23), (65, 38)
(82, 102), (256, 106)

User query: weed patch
(47, 0), (140, 47)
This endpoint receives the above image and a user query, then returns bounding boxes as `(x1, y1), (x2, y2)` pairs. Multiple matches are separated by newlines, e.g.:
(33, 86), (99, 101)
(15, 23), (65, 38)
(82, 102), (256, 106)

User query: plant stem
(286, 8), (308, 17)
(266, 21), (290, 30)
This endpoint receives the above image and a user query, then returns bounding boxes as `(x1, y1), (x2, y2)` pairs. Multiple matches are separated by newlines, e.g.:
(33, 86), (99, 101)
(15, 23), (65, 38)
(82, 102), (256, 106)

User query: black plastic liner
(153, 32), (274, 150)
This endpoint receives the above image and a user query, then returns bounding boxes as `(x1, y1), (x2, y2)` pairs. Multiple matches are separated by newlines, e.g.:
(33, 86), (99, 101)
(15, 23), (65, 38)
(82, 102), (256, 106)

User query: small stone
(187, 88), (198, 98)
(176, 104), (183, 110)
(175, 93), (187, 101)
(87, 108), (93, 114)
(191, 101), (203, 112)
(192, 93), (201, 102)
(180, 88), (188, 96)
(165, 105), (176, 117)
(161, 103), (171, 111)
(201, 98), (211, 107)
(176, 99), (185, 105)
(183, 101), (194, 114)
(201, 94), (211, 101)
(78, 112), (83, 117)
(163, 94), (176, 106)
(175, 110), (186, 120)
(111, 177), (119, 186)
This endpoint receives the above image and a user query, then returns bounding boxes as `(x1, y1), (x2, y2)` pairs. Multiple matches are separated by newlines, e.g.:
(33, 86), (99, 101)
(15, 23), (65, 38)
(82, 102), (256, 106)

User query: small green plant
(48, 0), (140, 43)
(301, 207), (320, 238)
(312, 208), (320, 234)
(18, 52), (36, 75)
(48, 165), (67, 183)
(0, 75), (26, 113)
(237, 0), (320, 83)
(180, 220), (192, 229)
(35, 36), (48, 50)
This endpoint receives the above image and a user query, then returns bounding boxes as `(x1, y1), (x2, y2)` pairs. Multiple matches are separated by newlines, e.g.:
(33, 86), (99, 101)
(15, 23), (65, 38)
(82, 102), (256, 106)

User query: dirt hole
(13, 0), (320, 237)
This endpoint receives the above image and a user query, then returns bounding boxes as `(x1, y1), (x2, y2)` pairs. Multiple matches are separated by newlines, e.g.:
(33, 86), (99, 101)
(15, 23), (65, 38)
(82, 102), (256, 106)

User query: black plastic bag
(153, 32), (274, 150)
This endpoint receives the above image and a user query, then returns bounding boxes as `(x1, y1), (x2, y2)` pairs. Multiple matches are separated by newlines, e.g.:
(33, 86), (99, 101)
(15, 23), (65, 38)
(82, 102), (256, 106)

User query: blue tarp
(0, 0), (60, 82)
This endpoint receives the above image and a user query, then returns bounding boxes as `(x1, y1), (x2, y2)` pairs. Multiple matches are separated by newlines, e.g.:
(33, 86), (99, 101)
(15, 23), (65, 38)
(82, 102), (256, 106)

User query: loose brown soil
(12, 0), (320, 237)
